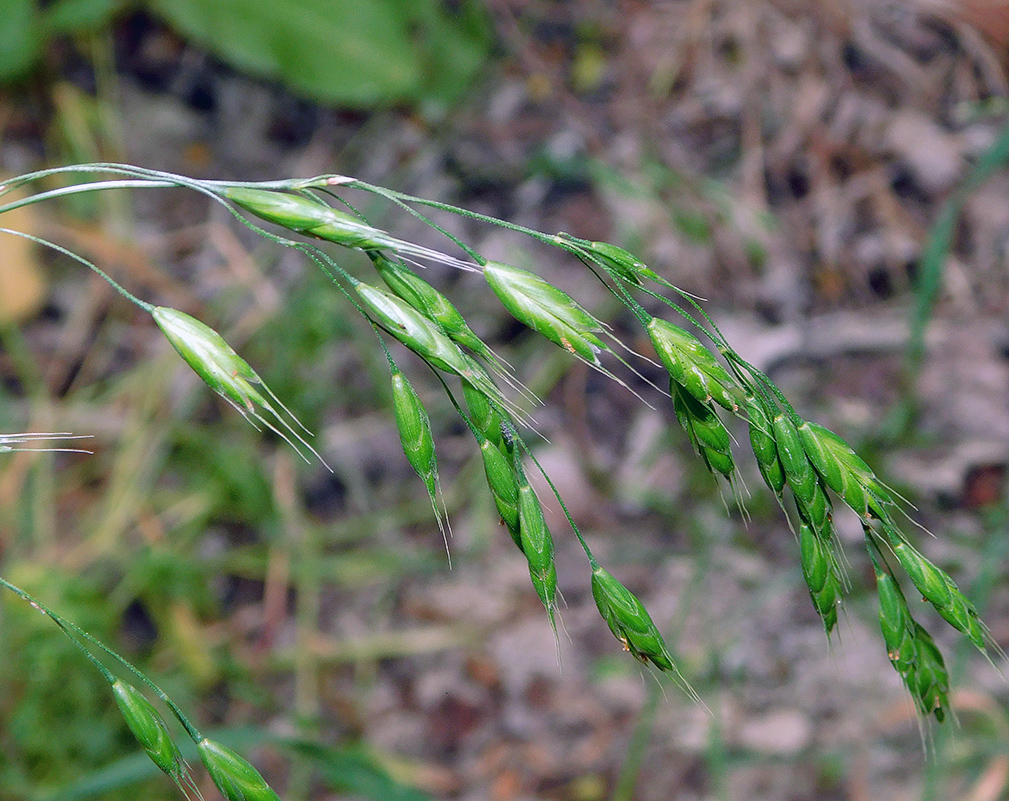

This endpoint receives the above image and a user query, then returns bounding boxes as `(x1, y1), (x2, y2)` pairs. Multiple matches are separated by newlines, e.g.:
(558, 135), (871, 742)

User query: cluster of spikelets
(213, 180), (1002, 723)
(1, 165), (1004, 798)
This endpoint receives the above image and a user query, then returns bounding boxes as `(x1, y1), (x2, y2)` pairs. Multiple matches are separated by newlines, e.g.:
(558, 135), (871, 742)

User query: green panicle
(112, 681), (186, 780)
(483, 260), (610, 366)
(515, 474), (557, 622)
(671, 383), (734, 477)
(223, 185), (397, 250)
(646, 317), (739, 412)
(370, 252), (496, 360)
(197, 738), (282, 801)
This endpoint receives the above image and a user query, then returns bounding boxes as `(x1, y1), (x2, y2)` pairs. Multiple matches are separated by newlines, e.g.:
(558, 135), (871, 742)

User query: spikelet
(646, 317), (739, 412)
(671, 382), (734, 478)
(151, 306), (328, 469)
(355, 284), (517, 416)
(483, 260), (610, 366)
(797, 520), (843, 635)
(873, 560), (951, 721)
(887, 535), (989, 650)
(477, 434), (521, 546)
(578, 240), (662, 286)
(370, 252), (498, 363)
(222, 186), (472, 269)
(590, 563), (701, 702)
(745, 396), (785, 495)
(112, 681), (199, 798)
(797, 419), (898, 522)
(197, 738), (282, 801)
(389, 365), (449, 550)
(224, 185), (399, 249)
(515, 470), (558, 628)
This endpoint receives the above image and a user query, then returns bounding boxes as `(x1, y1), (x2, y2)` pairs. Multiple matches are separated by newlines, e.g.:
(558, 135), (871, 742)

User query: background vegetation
(3, 2), (1009, 800)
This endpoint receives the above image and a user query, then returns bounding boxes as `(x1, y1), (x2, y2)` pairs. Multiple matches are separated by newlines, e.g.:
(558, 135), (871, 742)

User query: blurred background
(2, 1), (1009, 799)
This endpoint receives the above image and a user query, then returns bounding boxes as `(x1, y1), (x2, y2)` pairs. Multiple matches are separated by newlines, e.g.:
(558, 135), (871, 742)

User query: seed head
(224, 186), (398, 250)
(483, 260), (609, 366)
(745, 396), (785, 495)
(646, 317), (739, 412)
(197, 738), (282, 801)
(370, 252), (496, 361)
(112, 680), (186, 780)
(151, 306), (327, 468)
(578, 241), (662, 286)
(671, 383), (734, 478)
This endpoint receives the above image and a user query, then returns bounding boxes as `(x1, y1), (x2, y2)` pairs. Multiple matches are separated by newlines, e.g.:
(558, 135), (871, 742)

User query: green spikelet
(197, 738), (282, 801)
(745, 395), (785, 495)
(477, 434), (521, 546)
(483, 260), (610, 366)
(798, 521), (842, 634)
(888, 535), (988, 650)
(671, 382), (734, 477)
(797, 419), (897, 521)
(646, 317), (739, 412)
(515, 471), (558, 626)
(370, 252), (498, 362)
(390, 365), (447, 539)
(223, 185), (398, 250)
(152, 306), (326, 467)
(578, 240), (662, 286)
(873, 559), (951, 721)
(112, 681), (189, 784)
(590, 563), (701, 702)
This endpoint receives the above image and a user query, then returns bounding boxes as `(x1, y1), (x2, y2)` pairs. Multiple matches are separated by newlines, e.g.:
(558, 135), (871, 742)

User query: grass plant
(0, 162), (1003, 797)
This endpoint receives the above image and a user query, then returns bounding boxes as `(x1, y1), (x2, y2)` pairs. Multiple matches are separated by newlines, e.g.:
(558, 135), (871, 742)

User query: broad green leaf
(145, 0), (490, 107)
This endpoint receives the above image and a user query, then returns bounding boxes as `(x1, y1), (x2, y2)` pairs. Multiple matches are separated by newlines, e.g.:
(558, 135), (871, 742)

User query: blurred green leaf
(145, 0), (491, 106)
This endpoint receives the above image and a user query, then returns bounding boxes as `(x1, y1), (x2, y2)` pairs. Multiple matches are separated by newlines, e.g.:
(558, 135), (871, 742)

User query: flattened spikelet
(873, 562), (951, 721)
(112, 681), (190, 785)
(579, 240), (662, 286)
(390, 366), (449, 547)
(152, 306), (327, 468)
(888, 537), (988, 649)
(356, 284), (517, 416)
(483, 260), (609, 366)
(672, 383), (734, 478)
(590, 564), (701, 702)
(478, 435), (521, 546)
(745, 396), (785, 495)
(798, 521), (842, 634)
(646, 317), (739, 412)
(197, 738), (281, 801)
(224, 186), (398, 250)
(797, 420), (897, 521)
(771, 413), (820, 508)
(515, 473), (558, 627)
(371, 252), (498, 363)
